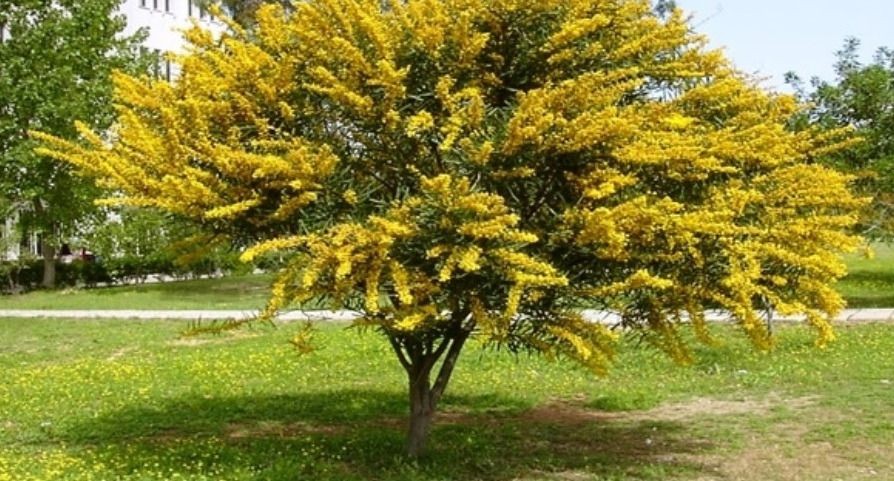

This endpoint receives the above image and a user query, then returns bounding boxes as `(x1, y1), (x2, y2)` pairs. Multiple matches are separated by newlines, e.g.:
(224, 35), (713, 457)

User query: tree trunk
(41, 237), (56, 289)
(407, 372), (434, 458)
(392, 321), (472, 458)
(32, 200), (56, 289)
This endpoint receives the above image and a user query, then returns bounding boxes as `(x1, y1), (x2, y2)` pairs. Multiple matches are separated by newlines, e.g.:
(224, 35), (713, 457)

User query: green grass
(0, 274), (275, 310)
(837, 243), (894, 307)
(1, 319), (892, 480)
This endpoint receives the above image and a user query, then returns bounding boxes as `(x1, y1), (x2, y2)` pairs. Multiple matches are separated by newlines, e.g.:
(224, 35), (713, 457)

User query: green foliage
(85, 208), (242, 283)
(0, 0), (151, 279)
(653, 0), (677, 18)
(0, 258), (111, 292)
(196, 0), (292, 27)
(789, 37), (894, 240)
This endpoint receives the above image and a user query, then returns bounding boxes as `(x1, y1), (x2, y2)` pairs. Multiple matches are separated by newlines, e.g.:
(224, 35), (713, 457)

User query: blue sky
(677, 0), (894, 91)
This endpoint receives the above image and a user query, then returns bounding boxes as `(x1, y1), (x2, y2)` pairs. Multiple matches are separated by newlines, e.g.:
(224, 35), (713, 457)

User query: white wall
(1, 215), (20, 261)
(119, 0), (226, 54)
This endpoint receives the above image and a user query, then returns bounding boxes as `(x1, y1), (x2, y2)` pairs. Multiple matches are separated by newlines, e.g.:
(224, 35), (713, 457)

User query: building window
(152, 49), (162, 78)
(188, 0), (193, 16)
(23, 232), (39, 257)
(139, 0), (147, 7)
(165, 0), (171, 13)
(153, 0), (159, 10)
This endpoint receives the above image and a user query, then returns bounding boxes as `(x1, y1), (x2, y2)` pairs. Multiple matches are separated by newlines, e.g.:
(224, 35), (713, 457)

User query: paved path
(2, 308), (893, 322)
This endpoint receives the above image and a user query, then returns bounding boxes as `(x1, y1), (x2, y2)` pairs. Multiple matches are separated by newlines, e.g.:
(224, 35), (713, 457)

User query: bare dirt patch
(519, 392), (817, 426)
(660, 400), (894, 481)
(514, 470), (595, 481)
(630, 393), (817, 423)
(511, 394), (894, 481)
(105, 347), (135, 361)
(167, 338), (215, 347)
(167, 331), (260, 347)
(692, 436), (894, 481)
(224, 420), (346, 439)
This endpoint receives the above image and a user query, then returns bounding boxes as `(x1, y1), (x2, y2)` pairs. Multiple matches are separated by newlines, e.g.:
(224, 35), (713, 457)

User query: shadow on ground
(59, 389), (715, 480)
(839, 271), (894, 307)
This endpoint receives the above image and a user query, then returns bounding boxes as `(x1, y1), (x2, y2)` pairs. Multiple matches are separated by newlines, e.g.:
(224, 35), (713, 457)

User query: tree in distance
(195, 0), (293, 27)
(37, 0), (863, 457)
(0, 0), (149, 286)
(788, 37), (894, 241)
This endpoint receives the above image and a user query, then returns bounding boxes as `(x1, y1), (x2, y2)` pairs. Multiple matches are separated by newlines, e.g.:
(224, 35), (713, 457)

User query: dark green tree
(654, 0), (678, 18)
(0, 0), (150, 287)
(199, 0), (292, 27)
(85, 207), (238, 282)
(788, 37), (894, 240)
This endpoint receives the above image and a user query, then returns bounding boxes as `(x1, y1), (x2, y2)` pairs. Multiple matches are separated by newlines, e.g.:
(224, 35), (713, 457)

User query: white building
(0, 1), (227, 261)
(0, 210), (37, 262)
(120, 0), (227, 80)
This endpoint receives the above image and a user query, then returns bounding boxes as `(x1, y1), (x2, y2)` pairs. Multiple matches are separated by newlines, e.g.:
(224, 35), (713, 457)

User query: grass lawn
(0, 274), (275, 310)
(1, 319), (892, 480)
(837, 243), (894, 307)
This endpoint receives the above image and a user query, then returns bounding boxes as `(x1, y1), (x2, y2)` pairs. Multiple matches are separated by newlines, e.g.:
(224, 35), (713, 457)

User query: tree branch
(417, 335), (451, 381)
(431, 329), (471, 406)
(388, 334), (412, 372)
(524, 164), (562, 221)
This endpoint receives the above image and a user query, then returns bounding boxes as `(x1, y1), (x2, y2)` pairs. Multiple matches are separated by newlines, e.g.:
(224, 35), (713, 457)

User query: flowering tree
(37, 0), (862, 456)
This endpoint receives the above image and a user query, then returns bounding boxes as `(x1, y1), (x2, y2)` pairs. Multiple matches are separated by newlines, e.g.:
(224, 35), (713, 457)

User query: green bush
(1, 258), (122, 293)
(1, 245), (245, 294)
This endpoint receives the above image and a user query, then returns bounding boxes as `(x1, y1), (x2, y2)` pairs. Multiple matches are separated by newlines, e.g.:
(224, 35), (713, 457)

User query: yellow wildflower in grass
(36, 0), (864, 456)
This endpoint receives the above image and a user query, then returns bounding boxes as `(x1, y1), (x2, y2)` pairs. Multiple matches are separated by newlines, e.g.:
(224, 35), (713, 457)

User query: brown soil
(167, 331), (259, 347)
(521, 393), (817, 426)
(692, 435), (893, 481)
(225, 420), (346, 439)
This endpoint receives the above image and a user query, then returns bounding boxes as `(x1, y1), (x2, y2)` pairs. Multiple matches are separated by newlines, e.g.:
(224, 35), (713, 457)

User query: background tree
(198, 0), (292, 27)
(0, 0), (150, 287)
(787, 37), (894, 240)
(653, 0), (677, 18)
(38, 0), (862, 457)
(85, 207), (239, 282)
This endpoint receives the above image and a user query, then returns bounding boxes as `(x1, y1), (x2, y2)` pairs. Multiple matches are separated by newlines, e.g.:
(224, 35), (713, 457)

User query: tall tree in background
(788, 37), (894, 240)
(0, 0), (149, 287)
(198, 0), (292, 27)
(39, 0), (862, 456)
(654, 0), (677, 18)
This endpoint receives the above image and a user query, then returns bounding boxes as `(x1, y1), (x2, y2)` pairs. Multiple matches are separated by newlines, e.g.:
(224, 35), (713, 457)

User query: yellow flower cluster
(250, 173), (566, 333)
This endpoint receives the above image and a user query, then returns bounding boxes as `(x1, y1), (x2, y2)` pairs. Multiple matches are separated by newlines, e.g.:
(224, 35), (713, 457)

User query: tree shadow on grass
(60, 389), (717, 481)
(839, 271), (894, 307)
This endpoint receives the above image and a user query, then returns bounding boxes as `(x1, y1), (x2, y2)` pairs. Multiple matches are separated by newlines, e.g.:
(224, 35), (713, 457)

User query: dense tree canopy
(789, 38), (894, 240)
(0, 0), (148, 286)
(38, 0), (862, 455)
(198, 0), (293, 27)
